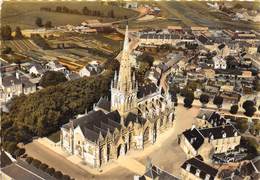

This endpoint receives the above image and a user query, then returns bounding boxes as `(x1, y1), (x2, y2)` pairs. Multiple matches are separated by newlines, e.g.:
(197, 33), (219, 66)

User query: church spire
(117, 24), (132, 93)
(110, 24), (137, 116)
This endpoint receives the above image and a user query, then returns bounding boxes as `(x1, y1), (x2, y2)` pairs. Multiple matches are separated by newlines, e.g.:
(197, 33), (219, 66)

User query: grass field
(129, 1), (260, 31)
(1, 1), (139, 29)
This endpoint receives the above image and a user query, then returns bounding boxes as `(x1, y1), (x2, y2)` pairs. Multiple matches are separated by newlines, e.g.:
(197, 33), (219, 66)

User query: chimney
(186, 163), (191, 172)
(16, 72), (20, 79)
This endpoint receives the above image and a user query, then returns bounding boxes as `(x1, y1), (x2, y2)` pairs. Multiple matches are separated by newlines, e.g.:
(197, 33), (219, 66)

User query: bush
(62, 175), (71, 180)
(31, 159), (41, 168)
(39, 163), (49, 171)
(46, 167), (55, 176)
(26, 157), (34, 164)
(6, 142), (17, 154)
(13, 148), (25, 158)
(54, 171), (63, 179)
(230, 104), (238, 114)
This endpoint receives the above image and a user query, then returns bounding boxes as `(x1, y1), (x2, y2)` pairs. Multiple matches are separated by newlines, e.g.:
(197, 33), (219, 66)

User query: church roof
(138, 83), (158, 98)
(125, 112), (146, 126)
(96, 97), (111, 112)
(63, 110), (124, 143)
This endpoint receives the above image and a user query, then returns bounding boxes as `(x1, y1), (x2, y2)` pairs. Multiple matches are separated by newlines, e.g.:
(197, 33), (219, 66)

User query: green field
(1, 1), (139, 29)
(129, 1), (260, 31)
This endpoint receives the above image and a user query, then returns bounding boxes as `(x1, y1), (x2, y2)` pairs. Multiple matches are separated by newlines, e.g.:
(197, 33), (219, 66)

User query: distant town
(1, 1), (259, 180)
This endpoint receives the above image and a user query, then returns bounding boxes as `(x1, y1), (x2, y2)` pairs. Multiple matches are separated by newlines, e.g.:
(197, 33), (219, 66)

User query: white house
(79, 61), (102, 77)
(213, 56), (226, 70)
(45, 61), (66, 72)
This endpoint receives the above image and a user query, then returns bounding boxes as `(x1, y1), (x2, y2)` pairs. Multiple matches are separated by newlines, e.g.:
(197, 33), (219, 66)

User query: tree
(199, 94), (209, 107)
(45, 21), (52, 29)
(2, 47), (12, 54)
(108, 10), (115, 18)
(1, 25), (12, 40)
(213, 96), (223, 108)
(13, 148), (25, 158)
(39, 163), (49, 171)
(15, 26), (23, 39)
(230, 104), (238, 114)
(242, 100), (255, 111)
(46, 168), (55, 175)
(244, 106), (256, 117)
(183, 92), (194, 108)
(26, 157), (34, 164)
(6, 142), (17, 154)
(54, 171), (63, 179)
(35, 17), (43, 27)
(31, 159), (41, 168)
(39, 71), (67, 88)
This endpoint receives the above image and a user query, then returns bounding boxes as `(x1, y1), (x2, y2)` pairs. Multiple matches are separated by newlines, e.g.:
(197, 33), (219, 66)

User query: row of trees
(25, 156), (73, 180)
(40, 5), (120, 19)
(1, 25), (24, 40)
(178, 89), (256, 117)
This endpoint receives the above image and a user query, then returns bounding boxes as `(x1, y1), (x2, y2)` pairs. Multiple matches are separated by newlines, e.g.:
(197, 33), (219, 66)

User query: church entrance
(117, 144), (121, 158)
(107, 144), (110, 161)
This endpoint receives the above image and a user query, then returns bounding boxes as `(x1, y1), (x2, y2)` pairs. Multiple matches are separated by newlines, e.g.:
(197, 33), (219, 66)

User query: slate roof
(138, 83), (158, 98)
(197, 110), (227, 127)
(181, 156), (218, 180)
(144, 165), (180, 180)
(2, 75), (22, 87)
(1, 160), (57, 180)
(183, 128), (204, 150)
(96, 97), (111, 112)
(20, 76), (35, 88)
(183, 125), (239, 151)
(62, 110), (123, 142)
(125, 112), (146, 126)
(140, 33), (180, 40)
(199, 125), (239, 140)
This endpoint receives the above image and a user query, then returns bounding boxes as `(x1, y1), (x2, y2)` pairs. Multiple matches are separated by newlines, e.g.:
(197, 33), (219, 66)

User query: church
(60, 26), (175, 168)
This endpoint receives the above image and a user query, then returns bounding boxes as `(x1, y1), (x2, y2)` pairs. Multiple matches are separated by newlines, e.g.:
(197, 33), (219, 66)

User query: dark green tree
(15, 26), (23, 39)
(35, 17), (43, 27)
(199, 94), (209, 106)
(39, 71), (67, 88)
(230, 104), (238, 114)
(1, 25), (12, 40)
(45, 21), (52, 29)
(213, 96), (223, 108)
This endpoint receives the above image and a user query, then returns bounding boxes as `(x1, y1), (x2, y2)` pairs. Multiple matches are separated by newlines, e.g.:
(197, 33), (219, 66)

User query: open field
(2, 39), (40, 52)
(1, 1), (139, 29)
(129, 1), (260, 31)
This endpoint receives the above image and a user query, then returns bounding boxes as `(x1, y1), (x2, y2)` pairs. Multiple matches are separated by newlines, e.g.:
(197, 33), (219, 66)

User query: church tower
(111, 25), (138, 116)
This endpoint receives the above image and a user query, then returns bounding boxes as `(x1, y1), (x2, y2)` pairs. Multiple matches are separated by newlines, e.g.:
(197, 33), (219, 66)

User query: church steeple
(111, 25), (137, 116)
(117, 24), (133, 93)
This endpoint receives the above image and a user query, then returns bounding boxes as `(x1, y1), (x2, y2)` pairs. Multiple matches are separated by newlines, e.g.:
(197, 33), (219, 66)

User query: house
(29, 63), (45, 77)
(79, 61), (102, 77)
(181, 155), (220, 180)
(179, 124), (241, 160)
(134, 162), (180, 180)
(195, 110), (228, 128)
(213, 56), (226, 70)
(1, 159), (57, 180)
(125, 2), (138, 9)
(0, 150), (16, 168)
(0, 73), (37, 103)
(45, 61), (66, 72)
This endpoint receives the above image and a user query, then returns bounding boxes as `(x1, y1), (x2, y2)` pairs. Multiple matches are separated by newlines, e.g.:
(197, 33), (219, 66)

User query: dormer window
(186, 163), (191, 171)
(195, 169), (201, 176)
(205, 174), (210, 180)
(222, 132), (226, 138)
